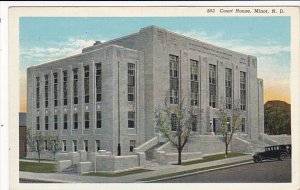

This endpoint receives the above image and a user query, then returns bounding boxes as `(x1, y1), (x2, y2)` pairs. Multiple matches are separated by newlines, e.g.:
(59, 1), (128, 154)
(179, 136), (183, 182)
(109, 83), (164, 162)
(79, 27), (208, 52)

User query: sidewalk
(20, 155), (253, 183)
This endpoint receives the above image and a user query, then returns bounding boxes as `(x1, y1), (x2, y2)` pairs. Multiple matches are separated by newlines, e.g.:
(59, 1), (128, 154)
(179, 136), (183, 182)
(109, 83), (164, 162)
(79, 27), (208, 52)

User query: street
(155, 160), (291, 183)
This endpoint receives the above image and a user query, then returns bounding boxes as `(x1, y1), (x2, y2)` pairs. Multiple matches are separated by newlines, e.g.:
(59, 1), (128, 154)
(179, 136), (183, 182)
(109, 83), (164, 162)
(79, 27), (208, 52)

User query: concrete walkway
(20, 155), (253, 183)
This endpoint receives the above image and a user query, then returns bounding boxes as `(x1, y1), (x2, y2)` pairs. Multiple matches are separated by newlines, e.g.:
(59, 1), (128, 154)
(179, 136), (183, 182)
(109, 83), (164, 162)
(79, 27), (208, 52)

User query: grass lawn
(83, 168), (152, 177)
(19, 161), (56, 173)
(181, 152), (247, 166)
(140, 159), (252, 181)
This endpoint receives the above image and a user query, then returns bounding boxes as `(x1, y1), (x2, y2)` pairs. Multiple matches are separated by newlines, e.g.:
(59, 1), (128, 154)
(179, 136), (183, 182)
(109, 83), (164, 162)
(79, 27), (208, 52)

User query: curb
(19, 178), (67, 183)
(142, 160), (253, 183)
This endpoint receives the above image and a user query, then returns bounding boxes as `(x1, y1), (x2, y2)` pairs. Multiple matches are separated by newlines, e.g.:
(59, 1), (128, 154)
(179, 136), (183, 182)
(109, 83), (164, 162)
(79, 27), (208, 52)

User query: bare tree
(217, 98), (242, 158)
(155, 95), (198, 165)
(47, 132), (62, 161)
(27, 129), (44, 163)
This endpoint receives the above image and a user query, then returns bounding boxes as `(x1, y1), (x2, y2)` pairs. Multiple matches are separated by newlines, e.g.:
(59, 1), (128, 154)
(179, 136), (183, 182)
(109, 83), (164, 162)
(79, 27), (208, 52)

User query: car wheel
(279, 153), (288, 161)
(254, 156), (263, 163)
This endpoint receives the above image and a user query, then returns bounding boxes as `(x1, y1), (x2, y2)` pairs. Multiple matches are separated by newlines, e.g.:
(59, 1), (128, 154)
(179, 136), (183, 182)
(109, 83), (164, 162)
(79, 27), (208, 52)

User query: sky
(19, 17), (291, 112)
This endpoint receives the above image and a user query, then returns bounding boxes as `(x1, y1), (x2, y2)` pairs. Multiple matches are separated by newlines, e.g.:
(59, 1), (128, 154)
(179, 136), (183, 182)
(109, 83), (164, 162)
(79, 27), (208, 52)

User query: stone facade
(27, 26), (264, 158)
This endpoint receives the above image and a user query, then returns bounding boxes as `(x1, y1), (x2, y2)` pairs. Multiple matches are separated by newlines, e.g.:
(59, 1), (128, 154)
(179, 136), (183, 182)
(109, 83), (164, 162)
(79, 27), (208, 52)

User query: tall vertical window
(54, 115), (58, 130)
(85, 112), (89, 129)
(225, 68), (232, 109)
(209, 64), (217, 108)
(36, 77), (40, 109)
(171, 113), (177, 131)
(73, 140), (77, 152)
(84, 66), (89, 103)
(96, 140), (101, 152)
(44, 75), (49, 108)
(36, 116), (40, 130)
(63, 114), (68, 129)
(190, 59), (199, 106)
(73, 68), (78, 104)
(129, 140), (136, 152)
(45, 116), (49, 130)
(169, 55), (179, 104)
(240, 71), (246, 110)
(62, 140), (66, 152)
(84, 140), (88, 152)
(241, 118), (246, 132)
(128, 63), (135, 102)
(53, 72), (58, 107)
(128, 111), (135, 128)
(63, 71), (68, 106)
(95, 63), (102, 102)
(191, 115), (197, 132)
(97, 111), (101, 128)
(73, 113), (78, 129)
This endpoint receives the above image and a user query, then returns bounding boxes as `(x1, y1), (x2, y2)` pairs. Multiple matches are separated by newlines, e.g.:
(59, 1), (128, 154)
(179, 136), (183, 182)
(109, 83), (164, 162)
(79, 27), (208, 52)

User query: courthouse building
(27, 26), (264, 157)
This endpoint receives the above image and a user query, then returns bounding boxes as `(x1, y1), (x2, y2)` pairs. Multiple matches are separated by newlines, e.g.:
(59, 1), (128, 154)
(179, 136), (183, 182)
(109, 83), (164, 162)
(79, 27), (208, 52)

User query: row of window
(36, 62), (136, 108)
(41, 140), (136, 153)
(171, 113), (198, 132)
(169, 54), (247, 111)
(35, 63), (102, 108)
(36, 111), (135, 130)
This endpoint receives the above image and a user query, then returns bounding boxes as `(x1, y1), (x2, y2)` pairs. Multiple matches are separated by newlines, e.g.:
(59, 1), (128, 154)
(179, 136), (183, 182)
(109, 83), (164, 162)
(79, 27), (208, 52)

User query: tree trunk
(225, 144), (228, 158)
(225, 132), (228, 158)
(38, 151), (41, 163)
(178, 148), (182, 165)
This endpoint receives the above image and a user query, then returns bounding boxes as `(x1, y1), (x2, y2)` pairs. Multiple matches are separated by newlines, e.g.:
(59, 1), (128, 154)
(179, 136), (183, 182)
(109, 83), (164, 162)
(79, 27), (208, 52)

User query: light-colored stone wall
(56, 160), (72, 172)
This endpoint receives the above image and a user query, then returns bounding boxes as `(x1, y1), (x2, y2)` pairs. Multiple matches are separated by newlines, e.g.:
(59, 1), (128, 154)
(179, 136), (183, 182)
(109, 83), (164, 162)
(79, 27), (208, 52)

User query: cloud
(176, 30), (290, 57)
(20, 38), (100, 70)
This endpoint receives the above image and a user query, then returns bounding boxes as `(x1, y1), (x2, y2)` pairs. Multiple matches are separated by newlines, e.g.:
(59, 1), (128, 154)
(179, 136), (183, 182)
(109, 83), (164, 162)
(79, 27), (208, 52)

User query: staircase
(61, 164), (78, 174)
(145, 142), (165, 161)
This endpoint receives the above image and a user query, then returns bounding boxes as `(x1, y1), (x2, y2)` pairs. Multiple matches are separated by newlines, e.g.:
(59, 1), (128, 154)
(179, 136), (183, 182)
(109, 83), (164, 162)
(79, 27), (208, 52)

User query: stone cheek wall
(56, 151), (145, 173)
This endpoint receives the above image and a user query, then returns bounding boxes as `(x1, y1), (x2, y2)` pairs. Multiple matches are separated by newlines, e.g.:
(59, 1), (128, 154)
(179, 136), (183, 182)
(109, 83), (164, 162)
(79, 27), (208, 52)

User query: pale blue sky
(19, 17), (291, 110)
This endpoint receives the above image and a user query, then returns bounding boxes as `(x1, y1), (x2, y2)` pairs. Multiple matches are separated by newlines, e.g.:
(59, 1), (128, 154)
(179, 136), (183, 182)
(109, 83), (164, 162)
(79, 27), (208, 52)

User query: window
(190, 59), (199, 106)
(128, 111), (135, 128)
(63, 114), (68, 129)
(36, 77), (40, 109)
(128, 63), (135, 102)
(191, 115), (197, 132)
(44, 140), (48, 151)
(44, 75), (49, 108)
(73, 113), (78, 129)
(73, 68), (78, 104)
(96, 140), (101, 152)
(241, 118), (246, 132)
(62, 140), (66, 152)
(36, 116), (40, 130)
(171, 113), (177, 131)
(63, 71), (68, 105)
(85, 112), (89, 129)
(240, 72), (246, 110)
(53, 73), (58, 107)
(169, 55), (179, 104)
(45, 116), (49, 130)
(84, 66), (89, 103)
(97, 111), (101, 128)
(73, 140), (77, 152)
(96, 63), (102, 102)
(54, 115), (58, 130)
(225, 68), (232, 109)
(129, 140), (135, 152)
(84, 140), (88, 152)
(209, 64), (217, 108)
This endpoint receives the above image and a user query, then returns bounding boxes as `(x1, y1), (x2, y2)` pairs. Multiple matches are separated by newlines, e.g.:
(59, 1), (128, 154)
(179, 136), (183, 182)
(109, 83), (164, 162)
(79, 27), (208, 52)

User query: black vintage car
(253, 144), (291, 163)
